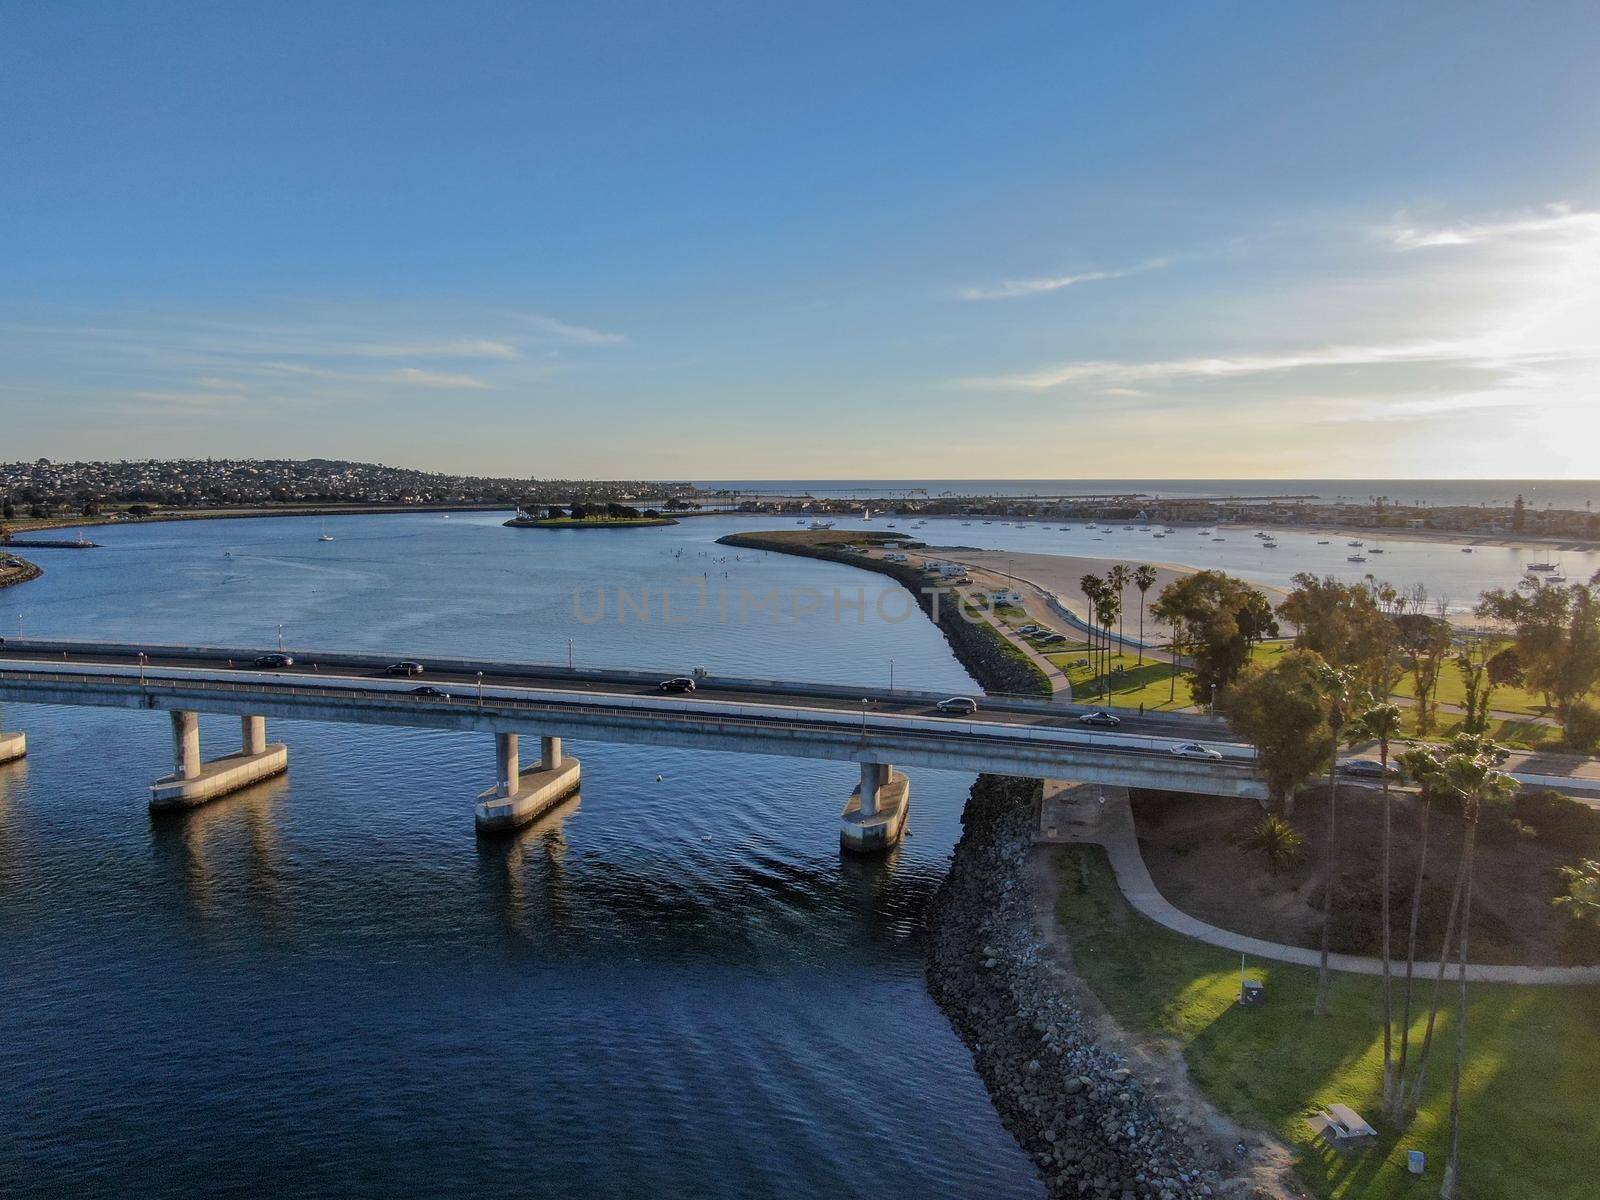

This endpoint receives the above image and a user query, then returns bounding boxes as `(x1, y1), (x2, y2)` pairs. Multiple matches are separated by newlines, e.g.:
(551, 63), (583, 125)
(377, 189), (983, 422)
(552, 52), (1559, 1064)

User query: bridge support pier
(475, 731), (580, 835)
(841, 761), (909, 853)
(149, 710), (288, 811)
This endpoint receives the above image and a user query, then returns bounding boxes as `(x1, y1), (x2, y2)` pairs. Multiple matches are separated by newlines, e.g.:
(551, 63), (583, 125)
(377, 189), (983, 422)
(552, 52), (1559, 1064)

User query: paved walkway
(1036, 781), (1600, 986)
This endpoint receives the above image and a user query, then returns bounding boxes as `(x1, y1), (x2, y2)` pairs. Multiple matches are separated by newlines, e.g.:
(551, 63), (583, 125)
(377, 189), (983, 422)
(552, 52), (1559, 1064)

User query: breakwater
(717, 530), (1051, 697)
(926, 776), (1225, 1199)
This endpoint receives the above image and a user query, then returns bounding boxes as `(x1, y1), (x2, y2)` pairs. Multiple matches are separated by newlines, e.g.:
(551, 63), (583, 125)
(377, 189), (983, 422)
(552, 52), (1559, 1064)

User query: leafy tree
(1396, 607), (1452, 734)
(1131, 564), (1157, 664)
(1151, 570), (1274, 706)
(1476, 576), (1600, 730)
(1278, 573), (1397, 696)
(1219, 649), (1331, 813)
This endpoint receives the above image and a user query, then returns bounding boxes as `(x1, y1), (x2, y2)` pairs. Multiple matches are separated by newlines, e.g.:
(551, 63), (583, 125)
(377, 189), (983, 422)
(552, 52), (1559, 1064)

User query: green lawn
(1055, 847), (1600, 1200)
(1044, 649), (1192, 711)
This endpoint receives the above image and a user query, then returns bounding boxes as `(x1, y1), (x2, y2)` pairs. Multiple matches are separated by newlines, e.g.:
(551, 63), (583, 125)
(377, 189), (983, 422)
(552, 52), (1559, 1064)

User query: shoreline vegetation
(0, 554), (41, 590)
(504, 514), (677, 529)
(715, 529), (1051, 697)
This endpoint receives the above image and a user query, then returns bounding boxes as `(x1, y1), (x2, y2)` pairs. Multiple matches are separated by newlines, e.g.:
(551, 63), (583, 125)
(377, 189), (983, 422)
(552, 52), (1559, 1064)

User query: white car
(1170, 742), (1223, 761)
(936, 696), (979, 715)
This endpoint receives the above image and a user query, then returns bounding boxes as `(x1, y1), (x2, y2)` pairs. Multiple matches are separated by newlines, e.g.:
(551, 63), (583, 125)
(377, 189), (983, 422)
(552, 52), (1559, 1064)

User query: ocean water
(0, 511), (1040, 1199)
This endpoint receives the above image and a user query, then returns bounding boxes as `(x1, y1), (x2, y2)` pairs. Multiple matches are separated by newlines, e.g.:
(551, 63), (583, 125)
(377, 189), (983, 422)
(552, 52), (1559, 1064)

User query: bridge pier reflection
(149, 710), (288, 811)
(475, 730), (582, 835)
(0, 705), (24, 765)
(841, 760), (910, 854)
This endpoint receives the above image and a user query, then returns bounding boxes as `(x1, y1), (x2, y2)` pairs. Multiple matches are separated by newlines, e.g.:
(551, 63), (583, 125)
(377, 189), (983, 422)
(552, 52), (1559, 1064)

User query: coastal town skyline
(4, 3), (1598, 477)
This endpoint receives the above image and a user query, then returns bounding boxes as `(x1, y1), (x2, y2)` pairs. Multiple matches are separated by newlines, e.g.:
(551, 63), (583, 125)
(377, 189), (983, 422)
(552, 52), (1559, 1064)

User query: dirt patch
(1130, 787), (1600, 967)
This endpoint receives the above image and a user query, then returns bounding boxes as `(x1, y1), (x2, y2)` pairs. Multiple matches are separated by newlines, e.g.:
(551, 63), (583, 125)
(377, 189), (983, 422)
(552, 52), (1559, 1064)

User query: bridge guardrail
(0, 638), (1232, 735)
(0, 662), (1261, 766)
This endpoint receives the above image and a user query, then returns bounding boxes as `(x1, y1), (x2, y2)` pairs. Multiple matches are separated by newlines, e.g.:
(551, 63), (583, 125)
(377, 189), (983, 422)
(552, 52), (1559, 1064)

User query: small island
(504, 502), (677, 530)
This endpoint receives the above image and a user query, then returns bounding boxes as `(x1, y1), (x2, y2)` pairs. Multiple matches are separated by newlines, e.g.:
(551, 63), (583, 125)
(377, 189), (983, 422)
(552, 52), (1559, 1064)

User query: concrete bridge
(0, 638), (1266, 852)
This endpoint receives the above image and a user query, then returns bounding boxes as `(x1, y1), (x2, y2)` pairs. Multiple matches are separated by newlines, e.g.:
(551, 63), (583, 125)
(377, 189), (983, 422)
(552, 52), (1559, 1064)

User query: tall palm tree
(1438, 747), (1515, 1200)
(1099, 590), (1122, 699)
(1080, 574), (1105, 690)
(1313, 665), (1355, 1017)
(1108, 564), (1131, 666)
(1132, 564), (1157, 665)
(1349, 702), (1404, 1111)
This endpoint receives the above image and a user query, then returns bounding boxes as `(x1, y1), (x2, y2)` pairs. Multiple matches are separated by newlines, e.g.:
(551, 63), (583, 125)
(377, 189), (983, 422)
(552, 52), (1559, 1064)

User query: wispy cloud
(1387, 203), (1600, 249)
(955, 260), (1163, 301)
(958, 338), (1482, 390)
(378, 367), (492, 389)
(515, 313), (627, 345)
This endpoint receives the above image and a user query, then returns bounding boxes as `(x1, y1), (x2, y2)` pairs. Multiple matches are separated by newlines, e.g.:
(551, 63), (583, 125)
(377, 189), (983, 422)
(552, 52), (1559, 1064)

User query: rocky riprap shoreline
(0, 554), (42, 590)
(926, 775), (1228, 1200)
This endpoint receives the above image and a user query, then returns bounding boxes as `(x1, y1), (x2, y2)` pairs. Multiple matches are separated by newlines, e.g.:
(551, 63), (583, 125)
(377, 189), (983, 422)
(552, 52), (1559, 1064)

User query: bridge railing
(0, 664), (1259, 766)
(0, 638), (1233, 735)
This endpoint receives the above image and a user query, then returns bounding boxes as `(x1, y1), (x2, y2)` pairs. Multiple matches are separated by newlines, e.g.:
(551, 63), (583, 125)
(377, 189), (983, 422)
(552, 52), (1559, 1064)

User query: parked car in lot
(1077, 709), (1122, 728)
(1037, 633), (1067, 645)
(936, 696), (980, 715)
(409, 685), (451, 699)
(1339, 757), (1400, 780)
(386, 660), (425, 676)
(1170, 741), (1223, 761)
(658, 676), (697, 693)
(253, 653), (294, 668)
(1016, 624), (1045, 636)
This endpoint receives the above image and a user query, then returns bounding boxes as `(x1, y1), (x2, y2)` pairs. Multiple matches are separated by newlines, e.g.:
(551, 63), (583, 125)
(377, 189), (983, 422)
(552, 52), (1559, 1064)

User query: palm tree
(1132, 564), (1157, 665)
(1312, 665), (1355, 1017)
(1349, 702), (1404, 1111)
(1438, 745), (1515, 1199)
(1108, 564), (1131, 667)
(1079, 574), (1105, 686)
(1097, 589), (1122, 700)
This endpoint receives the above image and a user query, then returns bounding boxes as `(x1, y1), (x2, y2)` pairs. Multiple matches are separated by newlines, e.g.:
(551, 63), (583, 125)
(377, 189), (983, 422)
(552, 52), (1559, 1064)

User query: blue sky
(2, 1), (1598, 478)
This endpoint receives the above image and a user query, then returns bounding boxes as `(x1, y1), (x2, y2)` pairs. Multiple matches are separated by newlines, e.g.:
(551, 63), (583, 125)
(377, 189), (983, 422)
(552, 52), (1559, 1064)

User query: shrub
(1512, 788), (1600, 852)
(1563, 700), (1600, 753)
(1236, 815), (1307, 873)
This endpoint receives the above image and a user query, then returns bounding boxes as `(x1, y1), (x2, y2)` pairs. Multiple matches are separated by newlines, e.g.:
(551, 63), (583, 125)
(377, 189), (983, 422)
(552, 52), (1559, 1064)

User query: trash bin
(1239, 980), (1265, 1007)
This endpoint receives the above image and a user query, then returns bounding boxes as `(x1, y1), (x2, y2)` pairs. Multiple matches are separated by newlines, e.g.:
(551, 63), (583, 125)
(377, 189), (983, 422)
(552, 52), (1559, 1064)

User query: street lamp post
(860, 697), (869, 732)
(567, 638), (574, 671)
(1210, 682), (1218, 717)
(477, 671), (484, 707)
(277, 624), (284, 652)
(138, 652), (146, 686)
(889, 658), (895, 692)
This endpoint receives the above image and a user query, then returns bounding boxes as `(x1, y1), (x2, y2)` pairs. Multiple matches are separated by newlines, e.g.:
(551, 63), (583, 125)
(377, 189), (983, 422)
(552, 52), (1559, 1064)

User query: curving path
(1037, 780), (1600, 987)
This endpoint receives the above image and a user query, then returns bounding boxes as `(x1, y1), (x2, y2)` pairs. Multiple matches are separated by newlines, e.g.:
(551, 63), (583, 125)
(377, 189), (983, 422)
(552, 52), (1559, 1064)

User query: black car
(409, 685), (451, 699)
(1077, 710), (1122, 728)
(1339, 758), (1400, 780)
(659, 676), (697, 693)
(253, 653), (294, 668)
(386, 660), (425, 676)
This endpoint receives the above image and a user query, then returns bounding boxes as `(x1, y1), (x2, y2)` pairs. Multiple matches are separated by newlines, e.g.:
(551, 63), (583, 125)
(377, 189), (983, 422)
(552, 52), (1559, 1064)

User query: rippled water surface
(0, 512), (1042, 1198)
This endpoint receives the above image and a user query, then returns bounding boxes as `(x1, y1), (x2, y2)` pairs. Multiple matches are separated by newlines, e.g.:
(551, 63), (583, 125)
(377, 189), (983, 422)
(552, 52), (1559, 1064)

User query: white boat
(862, 509), (872, 521)
(809, 519), (834, 531)
(1262, 540), (1278, 549)
(1347, 540), (1364, 547)
(962, 522), (971, 527)
(1368, 546), (1384, 554)
(1254, 531), (1271, 539)
(1461, 547), (1473, 553)
(1317, 539), (1330, 545)
(1549, 574), (1568, 584)
(1526, 561), (1558, 571)
(1153, 532), (1166, 539)
(318, 521), (334, 542)
(1212, 536), (1226, 541)
(1348, 554), (1367, 563)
